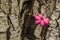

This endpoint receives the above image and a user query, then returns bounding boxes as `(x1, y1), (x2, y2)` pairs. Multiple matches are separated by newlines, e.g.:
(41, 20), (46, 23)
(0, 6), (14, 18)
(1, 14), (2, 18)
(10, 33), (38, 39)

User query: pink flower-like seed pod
(43, 18), (49, 25)
(35, 13), (50, 27)
(35, 16), (41, 20)
(40, 20), (45, 27)
(37, 13), (43, 19)
(35, 13), (42, 24)
(35, 20), (41, 24)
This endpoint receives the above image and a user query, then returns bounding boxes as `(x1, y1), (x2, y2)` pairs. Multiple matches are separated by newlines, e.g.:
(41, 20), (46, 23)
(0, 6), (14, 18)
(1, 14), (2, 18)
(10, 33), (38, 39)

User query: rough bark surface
(0, 0), (60, 40)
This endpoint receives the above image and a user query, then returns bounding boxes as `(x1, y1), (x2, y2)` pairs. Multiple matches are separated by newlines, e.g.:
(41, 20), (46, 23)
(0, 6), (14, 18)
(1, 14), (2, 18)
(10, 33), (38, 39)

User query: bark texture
(0, 0), (60, 40)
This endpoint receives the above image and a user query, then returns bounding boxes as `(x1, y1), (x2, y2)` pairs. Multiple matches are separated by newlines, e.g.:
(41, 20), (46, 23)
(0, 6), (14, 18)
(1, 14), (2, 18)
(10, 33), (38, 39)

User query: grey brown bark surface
(0, 0), (60, 40)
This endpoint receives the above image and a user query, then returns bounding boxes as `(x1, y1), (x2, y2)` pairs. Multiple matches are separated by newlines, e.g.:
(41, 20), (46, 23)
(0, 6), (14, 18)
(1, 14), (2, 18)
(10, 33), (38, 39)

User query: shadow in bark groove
(20, 0), (34, 18)
(40, 25), (49, 40)
(21, 14), (37, 40)
(6, 27), (11, 40)
(20, 0), (42, 40)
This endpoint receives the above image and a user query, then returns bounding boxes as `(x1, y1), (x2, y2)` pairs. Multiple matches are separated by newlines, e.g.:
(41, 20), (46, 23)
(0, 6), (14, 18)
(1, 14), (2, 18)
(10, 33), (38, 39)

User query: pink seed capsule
(43, 18), (49, 25)
(35, 20), (41, 24)
(40, 20), (45, 27)
(37, 13), (43, 19)
(35, 16), (41, 20)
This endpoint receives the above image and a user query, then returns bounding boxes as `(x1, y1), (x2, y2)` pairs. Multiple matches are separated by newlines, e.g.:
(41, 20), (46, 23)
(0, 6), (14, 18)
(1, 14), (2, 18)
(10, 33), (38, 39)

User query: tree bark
(0, 0), (60, 40)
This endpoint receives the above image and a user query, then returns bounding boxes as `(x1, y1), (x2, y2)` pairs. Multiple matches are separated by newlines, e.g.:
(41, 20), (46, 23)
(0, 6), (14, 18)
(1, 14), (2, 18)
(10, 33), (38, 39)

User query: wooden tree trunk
(0, 0), (20, 40)
(0, 0), (60, 40)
